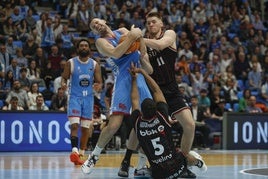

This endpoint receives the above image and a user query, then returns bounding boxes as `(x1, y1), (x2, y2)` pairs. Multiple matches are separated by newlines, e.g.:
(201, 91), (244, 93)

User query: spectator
(116, 3), (130, 21)
(219, 53), (233, 75)
(77, 4), (90, 36)
(57, 25), (74, 59)
(181, 9), (194, 26)
(24, 8), (36, 30)
(47, 45), (63, 78)
(103, 77), (114, 117)
(210, 98), (229, 134)
(198, 88), (211, 110)
(3, 70), (14, 91)
(175, 73), (193, 98)
(220, 65), (236, 86)
(190, 95), (211, 149)
(192, 4), (206, 23)
(52, 15), (63, 40)
(245, 95), (263, 113)
(16, 0), (29, 18)
(2, 2), (13, 20)
(221, 78), (239, 108)
(36, 12), (48, 39)
(6, 58), (20, 80)
(53, 72), (69, 95)
(16, 19), (30, 42)
(189, 54), (206, 74)
(251, 11), (267, 31)
(14, 48), (28, 68)
(26, 59), (44, 86)
(250, 48), (263, 72)
(88, 101), (108, 151)
(40, 61), (55, 91)
(40, 17), (55, 55)
(260, 39), (268, 56)
(176, 55), (191, 75)
(105, 0), (119, 16)
(233, 51), (250, 83)
(10, 6), (23, 25)
(178, 86), (191, 103)
(238, 89), (251, 112)
(5, 36), (16, 58)
(190, 71), (208, 95)
(2, 96), (24, 110)
(50, 87), (67, 111)
(167, 5), (181, 32)
(219, 36), (231, 53)
(197, 43), (209, 64)
(0, 44), (12, 72)
(102, 7), (116, 29)
(129, 11), (144, 30)
(28, 82), (42, 108)
(178, 41), (193, 60)
(30, 28), (41, 46)
(33, 47), (47, 70)
(248, 61), (262, 93)
(0, 79), (8, 100)
(261, 75), (268, 106)
(208, 54), (221, 76)
(114, 11), (130, 29)
(29, 94), (49, 111)
(5, 80), (29, 109)
(18, 67), (30, 92)
(209, 86), (224, 114)
(3, 17), (16, 40)
(22, 35), (39, 60)
(58, 0), (69, 18)
(66, 0), (79, 27)
(0, 62), (4, 80)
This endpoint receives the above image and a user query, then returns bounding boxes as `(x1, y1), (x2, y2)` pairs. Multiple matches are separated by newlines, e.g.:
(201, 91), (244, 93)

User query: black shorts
(160, 82), (190, 118)
(151, 152), (186, 179)
(165, 93), (190, 118)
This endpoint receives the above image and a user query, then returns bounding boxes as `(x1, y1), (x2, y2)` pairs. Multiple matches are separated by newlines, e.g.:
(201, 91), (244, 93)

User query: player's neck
(79, 56), (89, 62)
(102, 28), (114, 38)
(149, 30), (162, 39)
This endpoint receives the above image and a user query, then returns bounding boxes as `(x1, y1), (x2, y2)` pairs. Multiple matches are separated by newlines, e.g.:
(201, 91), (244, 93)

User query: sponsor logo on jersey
(139, 124), (164, 136)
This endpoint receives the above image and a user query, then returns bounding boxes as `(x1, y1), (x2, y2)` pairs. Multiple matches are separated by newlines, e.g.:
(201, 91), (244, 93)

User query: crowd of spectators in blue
(0, 0), (268, 118)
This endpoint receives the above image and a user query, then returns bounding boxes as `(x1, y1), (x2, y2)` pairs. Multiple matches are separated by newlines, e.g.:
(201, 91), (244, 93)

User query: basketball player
(118, 12), (206, 177)
(129, 63), (196, 178)
(61, 39), (102, 165)
(81, 18), (153, 174)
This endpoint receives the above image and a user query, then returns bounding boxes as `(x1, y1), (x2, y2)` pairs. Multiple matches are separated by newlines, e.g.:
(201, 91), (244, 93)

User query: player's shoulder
(163, 29), (176, 36)
(117, 27), (129, 34)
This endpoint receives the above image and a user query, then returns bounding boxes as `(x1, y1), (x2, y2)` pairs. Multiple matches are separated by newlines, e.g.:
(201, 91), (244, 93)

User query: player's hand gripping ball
(119, 35), (140, 54)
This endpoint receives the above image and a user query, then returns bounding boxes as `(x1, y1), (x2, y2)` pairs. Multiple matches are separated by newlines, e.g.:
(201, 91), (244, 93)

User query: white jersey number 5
(151, 137), (164, 156)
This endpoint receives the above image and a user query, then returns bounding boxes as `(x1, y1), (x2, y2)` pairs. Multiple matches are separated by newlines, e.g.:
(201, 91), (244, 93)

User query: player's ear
(160, 21), (164, 28)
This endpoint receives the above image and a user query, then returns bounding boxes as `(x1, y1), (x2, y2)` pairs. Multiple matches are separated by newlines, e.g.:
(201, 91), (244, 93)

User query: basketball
(119, 35), (140, 54)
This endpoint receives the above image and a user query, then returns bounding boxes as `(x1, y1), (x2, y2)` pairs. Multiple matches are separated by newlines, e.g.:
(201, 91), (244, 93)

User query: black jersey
(147, 35), (177, 87)
(147, 34), (179, 97)
(132, 102), (186, 179)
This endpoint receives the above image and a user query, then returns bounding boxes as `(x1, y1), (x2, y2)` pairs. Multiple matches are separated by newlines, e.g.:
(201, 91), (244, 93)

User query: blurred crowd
(0, 0), (268, 125)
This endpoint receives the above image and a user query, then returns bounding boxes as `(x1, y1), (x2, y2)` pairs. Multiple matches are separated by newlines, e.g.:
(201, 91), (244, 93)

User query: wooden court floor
(0, 150), (268, 179)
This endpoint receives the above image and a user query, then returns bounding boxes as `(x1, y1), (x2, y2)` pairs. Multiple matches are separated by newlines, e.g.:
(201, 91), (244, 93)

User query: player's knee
(81, 120), (92, 128)
(107, 122), (121, 134)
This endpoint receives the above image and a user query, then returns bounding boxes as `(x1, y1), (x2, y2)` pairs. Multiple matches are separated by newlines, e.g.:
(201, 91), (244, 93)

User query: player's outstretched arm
(139, 38), (153, 74)
(130, 66), (139, 111)
(132, 63), (166, 103)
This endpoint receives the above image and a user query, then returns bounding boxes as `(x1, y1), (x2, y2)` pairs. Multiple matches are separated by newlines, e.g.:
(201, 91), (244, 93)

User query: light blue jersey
(100, 30), (152, 115)
(67, 56), (96, 120)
